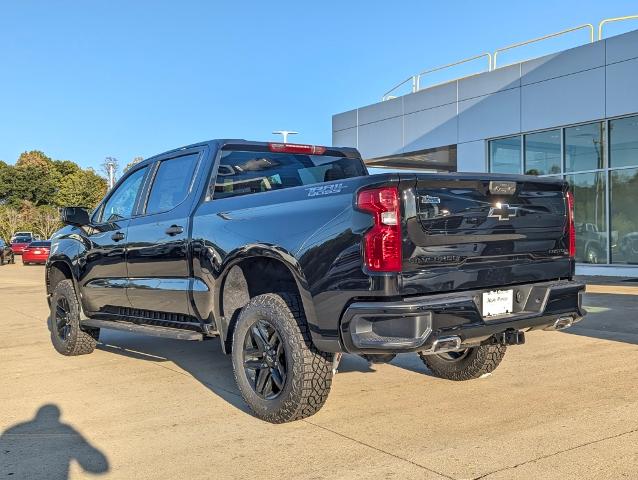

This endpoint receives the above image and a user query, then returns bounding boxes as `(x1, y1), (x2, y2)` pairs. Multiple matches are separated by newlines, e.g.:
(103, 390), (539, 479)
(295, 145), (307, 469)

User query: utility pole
(272, 131), (298, 143)
(101, 157), (119, 190)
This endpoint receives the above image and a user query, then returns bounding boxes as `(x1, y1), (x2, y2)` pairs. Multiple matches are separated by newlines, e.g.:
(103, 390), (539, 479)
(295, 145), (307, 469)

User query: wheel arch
(215, 247), (317, 354)
(46, 255), (84, 315)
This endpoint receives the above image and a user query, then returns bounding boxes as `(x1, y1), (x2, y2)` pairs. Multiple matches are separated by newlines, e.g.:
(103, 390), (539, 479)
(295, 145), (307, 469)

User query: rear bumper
(22, 254), (48, 263)
(339, 280), (586, 354)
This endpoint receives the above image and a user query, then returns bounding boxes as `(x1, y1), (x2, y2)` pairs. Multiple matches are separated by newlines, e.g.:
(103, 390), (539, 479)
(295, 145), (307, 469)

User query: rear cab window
(210, 147), (366, 200)
(29, 242), (51, 247)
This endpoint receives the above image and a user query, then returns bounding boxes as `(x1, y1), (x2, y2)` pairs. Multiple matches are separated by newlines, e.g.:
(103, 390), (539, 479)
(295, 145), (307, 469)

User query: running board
(81, 319), (203, 341)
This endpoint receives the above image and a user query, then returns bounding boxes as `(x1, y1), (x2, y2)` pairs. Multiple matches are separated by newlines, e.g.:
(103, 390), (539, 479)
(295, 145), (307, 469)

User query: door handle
(165, 225), (184, 236)
(111, 231), (125, 242)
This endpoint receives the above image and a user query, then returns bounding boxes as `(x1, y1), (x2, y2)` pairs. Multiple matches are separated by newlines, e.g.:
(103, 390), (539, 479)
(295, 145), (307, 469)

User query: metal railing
(493, 23), (594, 68)
(381, 15), (638, 101)
(598, 15), (638, 39)
(382, 53), (492, 101)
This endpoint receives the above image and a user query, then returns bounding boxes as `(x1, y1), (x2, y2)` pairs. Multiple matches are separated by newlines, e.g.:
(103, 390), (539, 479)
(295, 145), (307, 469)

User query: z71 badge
(306, 183), (347, 197)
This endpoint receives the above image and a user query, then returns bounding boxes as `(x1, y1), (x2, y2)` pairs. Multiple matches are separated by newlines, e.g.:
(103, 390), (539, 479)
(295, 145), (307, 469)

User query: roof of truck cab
(140, 139), (360, 165)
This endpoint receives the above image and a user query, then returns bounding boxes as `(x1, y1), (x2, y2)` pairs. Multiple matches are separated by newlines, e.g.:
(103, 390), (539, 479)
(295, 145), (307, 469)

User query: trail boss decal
(306, 183), (347, 197)
(420, 195), (441, 204)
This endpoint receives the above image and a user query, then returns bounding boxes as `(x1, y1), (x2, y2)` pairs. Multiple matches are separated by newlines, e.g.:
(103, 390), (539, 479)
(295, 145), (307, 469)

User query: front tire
(231, 293), (333, 423)
(419, 344), (506, 381)
(49, 280), (99, 356)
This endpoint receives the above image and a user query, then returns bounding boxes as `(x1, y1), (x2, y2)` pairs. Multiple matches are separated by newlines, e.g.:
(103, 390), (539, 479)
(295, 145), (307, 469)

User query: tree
(100, 157), (119, 189)
(9, 162), (61, 207)
(16, 150), (53, 169)
(53, 160), (81, 177)
(124, 156), (144, 173)
(55, 169), (107, 209)
(0, 206), (22, 242)
(0, 161), (11, 202)
(32, 206), (62, 239)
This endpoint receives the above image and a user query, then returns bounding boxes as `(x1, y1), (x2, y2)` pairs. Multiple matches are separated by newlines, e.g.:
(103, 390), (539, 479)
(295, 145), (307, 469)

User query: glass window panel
(567, 172), (607, 264)
(489, 136), (521, 174)
(211, 151), (366, 199)
(609, 116), (638, 168)
(146, 153), (199, 214)
(564, 122), (605, 172)
(524, 130), (561, 175)
(100, 167), (147, 222)
(611, 167), (638, 264)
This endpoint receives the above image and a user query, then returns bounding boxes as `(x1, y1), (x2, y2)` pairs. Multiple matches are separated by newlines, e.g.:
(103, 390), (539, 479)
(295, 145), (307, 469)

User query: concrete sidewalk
(1, 263), (638, 479)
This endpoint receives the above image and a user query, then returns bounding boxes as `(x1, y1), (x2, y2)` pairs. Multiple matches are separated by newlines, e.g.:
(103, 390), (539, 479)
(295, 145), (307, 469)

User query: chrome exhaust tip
(545, 316), (574, 331)
(431, 335), (462, 353)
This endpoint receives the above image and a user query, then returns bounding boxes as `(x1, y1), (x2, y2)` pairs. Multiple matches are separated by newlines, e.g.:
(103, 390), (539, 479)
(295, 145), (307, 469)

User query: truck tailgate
(399, 174), (573, 295)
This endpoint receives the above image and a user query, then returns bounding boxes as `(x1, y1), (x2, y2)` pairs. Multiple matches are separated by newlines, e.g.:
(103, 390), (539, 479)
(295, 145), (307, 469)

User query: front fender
(46, 228), (85, 314)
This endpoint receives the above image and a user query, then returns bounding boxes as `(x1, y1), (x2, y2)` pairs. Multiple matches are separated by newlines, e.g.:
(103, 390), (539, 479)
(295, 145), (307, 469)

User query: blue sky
(1, 0), (637, 171)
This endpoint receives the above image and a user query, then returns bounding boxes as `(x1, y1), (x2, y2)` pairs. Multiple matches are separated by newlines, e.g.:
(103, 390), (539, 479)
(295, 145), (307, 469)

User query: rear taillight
(566, 190), (576, 258)
(268, 143), (326, 155)
(357, 186), (402, 272)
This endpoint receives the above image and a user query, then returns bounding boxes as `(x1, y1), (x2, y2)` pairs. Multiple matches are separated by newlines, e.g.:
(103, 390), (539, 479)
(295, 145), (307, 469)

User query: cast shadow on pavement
(96, 330), (390, 414)
(561, 292), (638, 346)
(0, 404), (109, 480)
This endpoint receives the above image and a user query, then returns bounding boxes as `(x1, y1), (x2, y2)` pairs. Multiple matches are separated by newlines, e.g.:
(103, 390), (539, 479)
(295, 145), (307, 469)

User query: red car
(10, 236), (33, 254)
(22, 241), (51, 265)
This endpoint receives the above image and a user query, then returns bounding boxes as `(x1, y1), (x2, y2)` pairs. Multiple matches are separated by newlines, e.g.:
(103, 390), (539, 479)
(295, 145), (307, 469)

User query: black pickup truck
(46, 139), (585, 423)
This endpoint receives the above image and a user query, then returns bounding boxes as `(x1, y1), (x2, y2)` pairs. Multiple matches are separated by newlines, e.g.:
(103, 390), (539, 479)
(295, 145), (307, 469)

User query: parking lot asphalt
(1, 263), (637, 480)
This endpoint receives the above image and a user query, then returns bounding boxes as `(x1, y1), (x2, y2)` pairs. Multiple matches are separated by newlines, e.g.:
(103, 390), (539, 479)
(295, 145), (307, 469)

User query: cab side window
(100, 167), (148, 222)
(145, 153), (199, 215)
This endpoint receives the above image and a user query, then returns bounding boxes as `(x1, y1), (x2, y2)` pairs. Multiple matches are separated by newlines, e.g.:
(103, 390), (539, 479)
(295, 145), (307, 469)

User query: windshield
(13, 237), (31, 243)
(212, 150), (366, 199)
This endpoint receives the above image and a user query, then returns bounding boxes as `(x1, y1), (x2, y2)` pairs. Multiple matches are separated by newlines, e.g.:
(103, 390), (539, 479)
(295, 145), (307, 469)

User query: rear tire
(231, 292), (333, 423)
(49, 280), (99, 356)
(419, 344), (506, 381)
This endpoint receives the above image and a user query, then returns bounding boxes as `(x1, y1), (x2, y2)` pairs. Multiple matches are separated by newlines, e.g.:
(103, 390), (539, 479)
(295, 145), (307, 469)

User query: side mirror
(61, 207), (91, 227)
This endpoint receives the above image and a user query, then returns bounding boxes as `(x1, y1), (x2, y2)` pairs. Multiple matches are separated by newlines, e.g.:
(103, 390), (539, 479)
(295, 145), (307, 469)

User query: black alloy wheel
(55, 296), (72, 341)
(49, 279), (98, 356)
(243, 320), (287, 400)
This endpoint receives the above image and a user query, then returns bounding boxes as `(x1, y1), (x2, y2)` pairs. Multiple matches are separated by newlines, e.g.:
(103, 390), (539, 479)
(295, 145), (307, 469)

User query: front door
(78, 165), (150, 315)
(125, 150), (204, 316)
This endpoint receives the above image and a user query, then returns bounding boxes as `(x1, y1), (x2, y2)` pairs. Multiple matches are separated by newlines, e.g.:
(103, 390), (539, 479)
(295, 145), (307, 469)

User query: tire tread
(419, 344), (506, 381)
(50, 280), (98, 356)
(232, 292), (333, 423)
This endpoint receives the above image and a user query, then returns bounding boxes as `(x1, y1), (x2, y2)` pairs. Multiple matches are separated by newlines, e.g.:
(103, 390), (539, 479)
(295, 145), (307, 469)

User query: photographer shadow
(0, 404), (109, 480)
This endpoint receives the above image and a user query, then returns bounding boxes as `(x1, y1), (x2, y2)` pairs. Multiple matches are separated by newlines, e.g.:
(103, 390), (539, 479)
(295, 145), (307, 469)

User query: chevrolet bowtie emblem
(488, 202), (518, 221)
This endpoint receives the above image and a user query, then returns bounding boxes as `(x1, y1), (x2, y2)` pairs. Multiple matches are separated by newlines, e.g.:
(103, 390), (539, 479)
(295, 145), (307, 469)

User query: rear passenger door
(125, 149), (205, 317)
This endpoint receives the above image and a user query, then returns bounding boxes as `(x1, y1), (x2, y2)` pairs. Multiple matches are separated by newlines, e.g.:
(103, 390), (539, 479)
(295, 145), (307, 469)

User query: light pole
(103, 157), (118, 190)
(272, 131), (298, 143)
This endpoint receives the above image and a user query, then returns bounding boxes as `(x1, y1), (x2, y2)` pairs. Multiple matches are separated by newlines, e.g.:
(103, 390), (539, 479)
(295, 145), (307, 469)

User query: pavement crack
(472, 426), (638, 479)
(302, 419), (456, 480)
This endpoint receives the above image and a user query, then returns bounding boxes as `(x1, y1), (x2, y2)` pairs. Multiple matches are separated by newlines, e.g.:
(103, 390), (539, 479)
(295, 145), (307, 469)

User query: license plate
(34, 250), (41, 254)
(482, 289), (513, 317)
